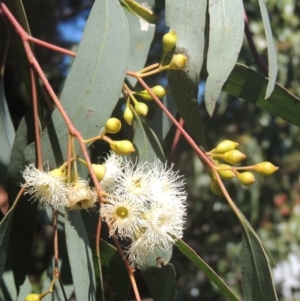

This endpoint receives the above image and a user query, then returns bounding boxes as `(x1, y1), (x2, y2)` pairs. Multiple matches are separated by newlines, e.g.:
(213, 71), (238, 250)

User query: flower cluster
(22, 164), (97, 210)
(100, 154), (187, 268)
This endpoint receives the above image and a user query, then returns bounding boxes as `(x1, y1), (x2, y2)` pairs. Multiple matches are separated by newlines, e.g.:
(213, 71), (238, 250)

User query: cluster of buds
(207, 140), (279, 196)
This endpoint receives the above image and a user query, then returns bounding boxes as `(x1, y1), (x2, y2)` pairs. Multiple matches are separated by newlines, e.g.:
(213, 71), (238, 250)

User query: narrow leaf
(242, 225), (278, 301)
(24, 0), (130, 167)
(121, 0), (157, 23)
(0, 79), (15, 184)
(166, 0), (207, 148)
(205, 0), (244, 116)
(132, 112), (165, 162)
(201, 63), (300, 127)
(258, 0), (278, 99)
(176, 239), (240, 301)
(141, 264), (176, 301)
(65, 210), (96, 301)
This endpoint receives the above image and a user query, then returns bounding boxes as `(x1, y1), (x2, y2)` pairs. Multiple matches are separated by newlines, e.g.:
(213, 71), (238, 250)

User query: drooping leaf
(242, 225), (278, 301)
(202, 63), (300, 127)
(176, 239), (240, 301)
(166, 0), (207, 149)
(205, 0), (244, 116)
(90, 238), (130, 301)
(5, 112), (38, 291)
(141, 264), (176, 301)
(0, 75), (15, 185)
(123, 0), (155, 87)
(132, 111), (165, 163)
(65, 210), (96, 301)
(257, 0), (278, 99)
(24, 0), (130, 167)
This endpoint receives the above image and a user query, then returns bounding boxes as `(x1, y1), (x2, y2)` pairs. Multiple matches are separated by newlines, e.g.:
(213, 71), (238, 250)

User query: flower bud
(210, 179), (224, 197)
(169, 54), (187, 70)
(254, 162), (279, 176)
(25, 294), (41, 301)
(105, 118), (121, 134)
(124, 106), (134, 125)
(110, 140), (135, 155)
(212, 140), (239, 153)
(92, 164), (106, 181)
(162, 30), (177, 52)
(237, 172), (255, 186)
(217, 164), (236, 179)
(135, 102), (148, 116)
(135, 85), (168, 101)
(49, 168), (65, 178)
(223, 150), (246, 165)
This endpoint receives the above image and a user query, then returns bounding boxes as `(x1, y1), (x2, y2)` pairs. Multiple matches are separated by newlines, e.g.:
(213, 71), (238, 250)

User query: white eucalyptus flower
(22, 163), (67, 209)
(66, 179), (97, 210)
(100, 194), (146, 238)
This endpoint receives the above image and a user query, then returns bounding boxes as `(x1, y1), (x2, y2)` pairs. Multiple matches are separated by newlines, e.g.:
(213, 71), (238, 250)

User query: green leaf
(90, 238), (130, 301)
(221, 64), (300, 127)
(205, 0), (244, 116)
(123, 0), (155, 87)
(24, 0), (130, 167)
(141, 264), (176, 301)
(132, 112), (165, 162)
(166, 0), (207, 149)
(176, 239), (240, 301)
(242, 225), (278, 301)
(0, 78), (15, 185)
(65, 210), (96, 301)
(257, 0), (278, 99)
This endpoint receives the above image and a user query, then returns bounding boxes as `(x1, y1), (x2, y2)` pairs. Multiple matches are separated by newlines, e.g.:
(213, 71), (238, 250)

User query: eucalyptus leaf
(166, 0), (207, 149)
(141, 264), (176, 301)
(65, 210), (96, 301)
(121, 0), (157, 23)
(24, 0), (130, 167)
(132, 112), (165, 163)
(0, 79), (15, 185)
(176, 239), (240, 301)
(205, 0), (244, 116)
(257, 0), (278, 99)
(242, 226), (278, 301)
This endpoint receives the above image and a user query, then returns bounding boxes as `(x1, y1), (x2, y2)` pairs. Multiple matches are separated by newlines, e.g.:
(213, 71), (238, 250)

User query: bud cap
(110, 140), (135, 155)
(237, 172), (255, 186)
(169, 54), (187, 70)
(162, 30), (177, 52)
(105, 118), (121, 134)
(212, 140), (239, 153)
(254, 162), (279, 176)
(223, 150), (246, 165)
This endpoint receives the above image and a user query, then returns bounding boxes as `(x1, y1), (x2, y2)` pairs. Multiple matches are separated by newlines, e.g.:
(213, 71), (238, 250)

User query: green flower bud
(223, 150), (246, 165)
(254, 162), (279, 176)
(210, 179), (224, 197)
(92, 164), (106, 181)
(237, 172), (255, 186)
(135, 102), (148, 116)
(217, 164), (236, 179)
(135, 85), (168, 101)
(49, 168), (65, 178)
(212, 140), (239, 153)
(169, 54), (187, 70)
(162, 30), (177, 52)
(105, 118), (121, 134)
(110, 140), (135, 155)
(124, 106), (134, 125)
(25, 294), (41, 301)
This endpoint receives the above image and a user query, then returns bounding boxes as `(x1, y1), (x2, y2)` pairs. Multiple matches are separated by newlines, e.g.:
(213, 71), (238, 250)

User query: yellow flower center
(116, 206), (129, 218)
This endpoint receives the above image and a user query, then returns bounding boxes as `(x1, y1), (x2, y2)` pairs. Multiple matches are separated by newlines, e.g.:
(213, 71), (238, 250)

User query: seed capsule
(254, 162), (279, 176)
(105, 118), (121, 134)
